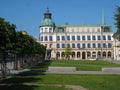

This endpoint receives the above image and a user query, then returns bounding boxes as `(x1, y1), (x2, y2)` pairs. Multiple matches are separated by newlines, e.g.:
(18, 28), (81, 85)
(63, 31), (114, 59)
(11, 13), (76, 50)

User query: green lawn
(30, 60), (120, 71)
(1, 60), (120, 90)
(1, 74), (120, 90)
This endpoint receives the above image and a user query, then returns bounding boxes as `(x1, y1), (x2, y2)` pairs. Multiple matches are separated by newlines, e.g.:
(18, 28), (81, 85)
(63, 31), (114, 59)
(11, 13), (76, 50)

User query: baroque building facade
(39, 8), (114, 60)
(113, 32), (120, 61)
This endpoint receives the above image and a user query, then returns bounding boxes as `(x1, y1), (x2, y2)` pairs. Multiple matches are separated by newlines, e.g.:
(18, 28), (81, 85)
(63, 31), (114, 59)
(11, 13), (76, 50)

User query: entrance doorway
(82, 52), (86, 59)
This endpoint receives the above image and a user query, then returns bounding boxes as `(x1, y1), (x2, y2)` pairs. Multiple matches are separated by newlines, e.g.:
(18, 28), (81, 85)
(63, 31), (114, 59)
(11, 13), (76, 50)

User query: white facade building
(39, 8), (114, 60)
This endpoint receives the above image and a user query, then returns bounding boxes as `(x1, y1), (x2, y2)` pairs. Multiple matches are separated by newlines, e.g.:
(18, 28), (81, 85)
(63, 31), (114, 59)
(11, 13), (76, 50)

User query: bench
(102, 67), (120, 73)
(48, 67), (76, 72)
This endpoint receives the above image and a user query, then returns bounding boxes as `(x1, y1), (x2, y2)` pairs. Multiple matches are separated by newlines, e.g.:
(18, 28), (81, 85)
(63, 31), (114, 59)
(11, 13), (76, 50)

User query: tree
(0, 17), (46, 76)
(14, 31), (46, 68)
(0, 17), (16, 77)
(65, 44), (72, 60)
(114, 6), (120, 40)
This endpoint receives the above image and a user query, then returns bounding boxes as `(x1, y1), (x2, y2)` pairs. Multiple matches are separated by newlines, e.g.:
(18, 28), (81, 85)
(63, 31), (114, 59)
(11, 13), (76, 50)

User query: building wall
(39, 25), (114, 60)
(113, 39), (120, 61)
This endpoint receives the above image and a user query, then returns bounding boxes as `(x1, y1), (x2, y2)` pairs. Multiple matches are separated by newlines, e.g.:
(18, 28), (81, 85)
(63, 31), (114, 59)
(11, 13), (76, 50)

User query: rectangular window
(108, 35), (111, 40)
(57, 44), (60, 48)
(92, 28), (94, 32)
(45, 44), (47, 48)
(57, 36), (60, 40)
(82, 43), (85, 48)
(92, 35), (96, 40)
(67, 44), (70, 47)
(41, 36), (43, 41)
(87, 43), (91, 48)
(45, 28), (48, 32)
(67, 36), (70, 40)
(98, 36), (101, 40)
(93, 43), (96, 48)
(49, 36), (52, 41)
(72, 36), (75, 40)
(103, 43), (106, 48)
(87, 36), (91, 40)
(62, 44), (65, 48)
(108, 43), (112, 48)
(77, 43), (80, 48)
(58, 28), (63, 32)
(72, 43), (75, 48)
(72, 29), (74, 32)
(97, 28), (100, 32)
(49, 28), (52, 32)
(62, 36), (65, 40)
(103, 35), (106, 40)
(98, 43), (101, 48)
(77, 36), (80, 40)
(82, 36), (85, 40)
(50, 44), (52, 48)
(45, 36), (48, 41)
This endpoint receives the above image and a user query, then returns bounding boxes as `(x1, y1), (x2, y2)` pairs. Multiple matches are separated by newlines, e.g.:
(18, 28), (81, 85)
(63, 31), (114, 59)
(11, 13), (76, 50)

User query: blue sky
(0, 0), (120, 39)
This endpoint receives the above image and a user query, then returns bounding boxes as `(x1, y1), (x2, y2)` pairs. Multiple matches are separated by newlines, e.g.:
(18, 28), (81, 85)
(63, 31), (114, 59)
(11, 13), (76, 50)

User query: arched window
(72, 52), (75, 58)
(77, 52), (80, 58)
(56, 52), (60, 58)
(103, 52), (106, 57)
(87, 52), (91, 58)
(61, 52), (65, 57)
(108, 51), (111, 57)
(92, 52), (96, 59)
(98, 51), (101, 59)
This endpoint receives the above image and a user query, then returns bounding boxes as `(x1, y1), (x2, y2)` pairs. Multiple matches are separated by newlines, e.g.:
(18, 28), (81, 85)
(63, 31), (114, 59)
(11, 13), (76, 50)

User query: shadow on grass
(0, 60), (52, 90)
(0, 84), (39, 90)
(29, 60), (52, 70)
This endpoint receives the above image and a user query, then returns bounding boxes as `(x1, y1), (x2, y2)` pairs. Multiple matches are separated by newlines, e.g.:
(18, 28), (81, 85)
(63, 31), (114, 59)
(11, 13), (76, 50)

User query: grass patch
(1, 74), (120, 90)
(30, 60), (120, 71)
(34, 85), (71, 90)
(0, 84), (71, 90)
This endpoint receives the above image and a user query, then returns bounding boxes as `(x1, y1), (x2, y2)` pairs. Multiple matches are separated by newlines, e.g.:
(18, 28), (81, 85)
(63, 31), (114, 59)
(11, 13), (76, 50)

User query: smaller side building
(113, 32), (120, 61)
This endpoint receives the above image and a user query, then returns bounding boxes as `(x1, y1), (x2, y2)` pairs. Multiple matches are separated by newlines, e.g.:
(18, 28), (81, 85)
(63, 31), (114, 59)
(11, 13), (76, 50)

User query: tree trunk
(1, 52), (7, 78)
(14, 54), (18, 70)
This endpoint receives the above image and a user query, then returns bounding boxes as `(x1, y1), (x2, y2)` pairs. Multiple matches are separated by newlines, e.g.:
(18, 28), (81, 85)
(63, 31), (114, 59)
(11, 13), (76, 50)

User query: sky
(0, 0), (120, 39)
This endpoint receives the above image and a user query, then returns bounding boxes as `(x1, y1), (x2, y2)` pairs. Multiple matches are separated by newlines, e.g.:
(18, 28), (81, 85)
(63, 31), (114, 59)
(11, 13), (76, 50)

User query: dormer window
(72, 29), (74, 32)
(49, 28), (52, 32)
(92, 28), (94, 32)
(104, 27), (110, 32)
(87, 28), (89, 32)
(41, 28), (43, 32)
(45, 28), (48, 32)
(97, 28), (100, 32)
(58, 27), (64, 32)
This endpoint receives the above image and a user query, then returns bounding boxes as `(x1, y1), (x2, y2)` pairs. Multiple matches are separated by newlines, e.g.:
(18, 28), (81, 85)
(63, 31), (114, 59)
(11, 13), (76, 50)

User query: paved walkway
(45, 70), (120, 74)
(6, 69), (120, 75)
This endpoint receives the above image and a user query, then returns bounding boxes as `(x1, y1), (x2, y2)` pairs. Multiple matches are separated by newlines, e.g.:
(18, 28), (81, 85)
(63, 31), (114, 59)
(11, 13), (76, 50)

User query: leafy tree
(0, 17), (46, 75)
(14, 31), (46, 68)
(114, 6), (120, 40)
(65, 44), (72, 60)
(0, 17), (16, 77)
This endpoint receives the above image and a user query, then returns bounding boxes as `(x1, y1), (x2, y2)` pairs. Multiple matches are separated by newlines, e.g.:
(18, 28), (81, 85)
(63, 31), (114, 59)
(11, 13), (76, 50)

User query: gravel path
(24, 83), (88, 90)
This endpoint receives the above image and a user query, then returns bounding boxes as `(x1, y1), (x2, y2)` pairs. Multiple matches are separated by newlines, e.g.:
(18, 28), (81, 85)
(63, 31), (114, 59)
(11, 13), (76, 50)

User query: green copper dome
(40, 18), (55, 27)
(40, 8), (55, 27)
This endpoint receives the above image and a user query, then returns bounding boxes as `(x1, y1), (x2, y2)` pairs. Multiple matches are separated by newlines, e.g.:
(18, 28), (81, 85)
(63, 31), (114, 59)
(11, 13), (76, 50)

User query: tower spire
(44, 7), (51, 19)
(102, 9), (106, 25)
